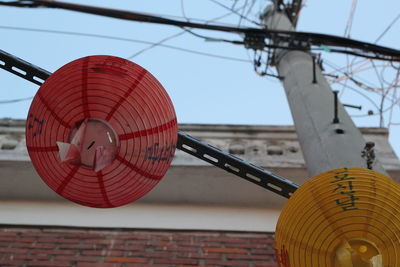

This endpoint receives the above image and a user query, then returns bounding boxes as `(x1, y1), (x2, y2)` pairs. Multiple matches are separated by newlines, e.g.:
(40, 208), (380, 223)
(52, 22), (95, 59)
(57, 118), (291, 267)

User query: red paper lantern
(26, 55), (177, 208)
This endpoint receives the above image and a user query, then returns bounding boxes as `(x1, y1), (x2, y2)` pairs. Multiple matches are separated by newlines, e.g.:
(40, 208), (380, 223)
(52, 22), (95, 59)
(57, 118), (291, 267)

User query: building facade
(0, 119), (399, 266)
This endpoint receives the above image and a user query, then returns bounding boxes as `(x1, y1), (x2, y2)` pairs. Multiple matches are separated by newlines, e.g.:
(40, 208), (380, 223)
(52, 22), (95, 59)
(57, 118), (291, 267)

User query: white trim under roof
(0, 201), (280, 232)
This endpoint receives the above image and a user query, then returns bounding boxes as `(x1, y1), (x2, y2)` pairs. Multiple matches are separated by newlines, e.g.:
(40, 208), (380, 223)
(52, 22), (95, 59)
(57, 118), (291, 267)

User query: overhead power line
(129, 3), (250, 59)
(0, 25), (251, 63)
(344, 0), (358, 38)
(128, 31), (185, 59)
(375, 12), (400, 43)
(0, 96), (32, 104)
(1, 0), (400, 61)
(207, 0), (261, 26)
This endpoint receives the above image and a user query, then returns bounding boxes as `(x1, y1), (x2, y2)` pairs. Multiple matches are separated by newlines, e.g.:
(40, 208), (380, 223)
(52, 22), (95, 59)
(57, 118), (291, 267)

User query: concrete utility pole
(263, 3), (388, 177)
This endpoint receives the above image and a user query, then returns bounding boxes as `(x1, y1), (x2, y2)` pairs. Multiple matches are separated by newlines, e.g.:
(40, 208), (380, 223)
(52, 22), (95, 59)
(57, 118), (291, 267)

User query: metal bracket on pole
(312, 55), (317, 84)
(332, 90), (339, 124)
(0, 49), (299, 198)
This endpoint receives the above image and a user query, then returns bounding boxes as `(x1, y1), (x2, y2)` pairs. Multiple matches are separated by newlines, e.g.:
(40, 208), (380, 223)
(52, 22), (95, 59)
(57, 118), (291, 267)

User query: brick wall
(0, 227), (277, 267)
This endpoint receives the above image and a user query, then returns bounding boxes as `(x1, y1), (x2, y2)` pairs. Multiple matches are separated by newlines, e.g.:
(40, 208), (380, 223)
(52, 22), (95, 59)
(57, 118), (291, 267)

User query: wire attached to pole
(1, 0), (400, 61)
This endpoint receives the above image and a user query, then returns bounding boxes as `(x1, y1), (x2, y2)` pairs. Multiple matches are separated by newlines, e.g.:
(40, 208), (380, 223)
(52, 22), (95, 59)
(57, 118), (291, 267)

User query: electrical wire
(375, 12), (400, 43)
(333, 78), (400, 120)
(128, 3), (249, 59)
(2, 0), (400, 122)
(388, 80), (398, 129)
(180, 0), (190, 22)
(245, 0), (256, 18)
(2, 0), (399, 61)
(333, 8), (400, 126)
(182, 28), (243, 44)
(371, 59), (394, 126)
(324, 57), (400, 122)
(335, 10), (400, 122)
(379, 62), (398, 87)
(324, 59), (383, 91)
(238, 0), (248, 27)
(344, 0), (358, 38)
(333, 81), (380, 111)
(0, 25), (251, 63)
(128, 31), (185, 59)
(342, 0), (359, 100)
(208, 0), (261, 26)
(350, 95), (400, 118)
(0, 96), (33, 104)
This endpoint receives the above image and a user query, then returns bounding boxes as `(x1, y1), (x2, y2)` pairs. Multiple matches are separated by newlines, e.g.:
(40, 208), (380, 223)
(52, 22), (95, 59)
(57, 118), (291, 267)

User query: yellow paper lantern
(274, 168), (400, 267)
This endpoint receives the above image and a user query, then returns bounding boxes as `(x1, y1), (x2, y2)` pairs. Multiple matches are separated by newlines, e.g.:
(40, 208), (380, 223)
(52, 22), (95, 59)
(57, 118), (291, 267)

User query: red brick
(176, 252), (221, 259)
(18, 238), (37, 243)
(0, 242), (10, 248)
(31, 249), (76, 255)
(125, 232), (151, 237)
(0, 232), (17, 237)
(203, 248), (248, 254)
(180, 232), (221, 237)
(158, 236), (192, 241)
(112, 235), (148, 240)
(65, 233), (103, 239)
(105, 257), (148, 263)
(117, 239), (150, 246)
(252, 248), (276, 255)
(253, 262), (278, 267)
(155, 246), (197, 252)
(59, 244), (98, 249)
(27, 261), (71, 267)
(84, 239), (124, 245)
(15, 254), (50, 261)
(0, 227), (278, 265)
(127, 252), (171, 258)
(49, 262), (76, 267)
(178, 242), (221, 247)
(35, 243), (57, 249)
(55, 256), (99, 262)
(78, 264), (122, 267)
(0, 237), (35, 243)
(205, 260), (249, 267)
(224, 233), (272, 238)
(154, 259), (198, 265)
(18, 232), (59, 238)
(87, 230), (125, 236)
(37, 238), (80, 244)
(225, 243), (271, 249)
(0, 237), (15, 243)
(42, 228), (89, 234)
(12, 243), (56, 249)
(251, 239), (274, 243)
(112, 245), (146, 251)
(227, 254), (272, 260)
(131, 231), (174, 236)
(82, 250), (123, 257)
(203, 237), (249, 243)
(0, 248), (29, 254)
(126, 240), (171, 246)
(0, 260), (25, 266)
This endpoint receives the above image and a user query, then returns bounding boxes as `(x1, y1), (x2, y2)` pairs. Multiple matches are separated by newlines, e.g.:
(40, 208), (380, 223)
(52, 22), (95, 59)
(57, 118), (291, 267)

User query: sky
(0, 0), (400, 158)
